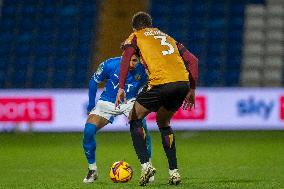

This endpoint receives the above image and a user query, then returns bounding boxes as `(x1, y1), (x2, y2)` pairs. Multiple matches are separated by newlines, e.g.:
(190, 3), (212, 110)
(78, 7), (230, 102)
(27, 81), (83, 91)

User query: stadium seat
(0, 58), (9, 70)
(33, 58), (50, 71)
(11, 71), (28, 88)
(31, 71), (49, 88)
(0, 71), (5, 88)
(73, 71), (88, 88)
(52, 71), (68, 88)
(0, 0), (97, 88)
(150, 0), (266, 86)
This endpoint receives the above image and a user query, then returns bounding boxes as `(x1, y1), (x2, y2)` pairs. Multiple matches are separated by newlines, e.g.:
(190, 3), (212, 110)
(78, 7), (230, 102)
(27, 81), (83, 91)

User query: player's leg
(122, 98), (155, 184)
(142, 119), (152, 160)
(156, 107), (176, 170)
(82, 114), (109, 183)
(156, 81), (189, 185)
(128, 101), (151, 165)
(122, 99), (152, 162)
(141, 118), (155, 182)
(129, 102), (156, 186)
(128, 86), (161, 186)
(156, 107), (181, 185)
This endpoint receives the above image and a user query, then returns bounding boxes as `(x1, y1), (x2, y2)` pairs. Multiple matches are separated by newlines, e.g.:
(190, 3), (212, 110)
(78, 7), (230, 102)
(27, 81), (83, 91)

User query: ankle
(169, 169), (178, 175)
(89, 163), (97, 170)
(141, 162), (151, 170)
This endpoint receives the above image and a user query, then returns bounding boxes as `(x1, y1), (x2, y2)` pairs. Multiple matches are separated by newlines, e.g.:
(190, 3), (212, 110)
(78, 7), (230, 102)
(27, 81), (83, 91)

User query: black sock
(159, 126), (177, 170)
(129, 119), (149, 164)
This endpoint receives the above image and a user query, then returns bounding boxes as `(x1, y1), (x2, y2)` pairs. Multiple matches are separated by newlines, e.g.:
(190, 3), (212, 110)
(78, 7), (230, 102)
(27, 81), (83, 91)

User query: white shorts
(89, 99), (136, 123)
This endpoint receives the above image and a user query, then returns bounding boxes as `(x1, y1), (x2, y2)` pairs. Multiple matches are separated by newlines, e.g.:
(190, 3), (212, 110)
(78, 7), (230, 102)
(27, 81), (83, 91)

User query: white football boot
(148, 175), (155, 182)
(83, 169), (98, 184)
(139, 162), (156, 186)
(168, 169), (181, 185)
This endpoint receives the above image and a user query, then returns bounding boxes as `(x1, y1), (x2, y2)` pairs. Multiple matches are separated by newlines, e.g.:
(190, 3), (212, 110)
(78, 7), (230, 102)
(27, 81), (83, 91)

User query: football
(109, 161), (133, 183)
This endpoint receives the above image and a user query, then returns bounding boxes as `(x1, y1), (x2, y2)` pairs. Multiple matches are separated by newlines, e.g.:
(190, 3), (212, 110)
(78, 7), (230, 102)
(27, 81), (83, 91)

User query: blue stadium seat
(31, 71), (49, 88)
(72, 70), (88, 88)
(53, 59), (70, 71)
(15, 58), (30, 70)
(33, 58), (50, 71)
(226, 57), (242, 70)
(208, 31), (227, 42)
(0, 46), (10, 57)
(228, 30), (243, 42)
(229, 3), (245, 16)
(11, 71), (27, 88)
(209, 3), (227, 16)
(227, 44), (242, 56)
(206, 57), (224, 69)
(0, 71), (5, 88)
(0, 58), (9, 70)
(60, 5), (78, 16)
(224, 71), (240, 86)
(190, 2), (209, 16)
(229, 17), (244, 29)
(0, 0), (97, 88)
(207, 18), (226, 30)
(52, 71), (68, 88)
(204, 70), (224, 87)
(207, 43), (226, 54)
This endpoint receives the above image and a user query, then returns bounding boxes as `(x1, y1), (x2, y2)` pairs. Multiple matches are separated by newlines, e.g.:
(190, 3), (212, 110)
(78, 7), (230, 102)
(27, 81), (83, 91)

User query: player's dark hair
(132, 12), (152, 30)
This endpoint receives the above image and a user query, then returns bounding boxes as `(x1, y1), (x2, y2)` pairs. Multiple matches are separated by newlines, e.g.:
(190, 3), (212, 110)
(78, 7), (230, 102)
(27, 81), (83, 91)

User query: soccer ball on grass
(109, 161), (133, 183)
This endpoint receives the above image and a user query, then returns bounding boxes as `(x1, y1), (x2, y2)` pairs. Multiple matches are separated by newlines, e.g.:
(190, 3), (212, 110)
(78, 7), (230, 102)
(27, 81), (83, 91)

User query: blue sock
(83, 123), (97, 164)
(142, 119), (152, 159)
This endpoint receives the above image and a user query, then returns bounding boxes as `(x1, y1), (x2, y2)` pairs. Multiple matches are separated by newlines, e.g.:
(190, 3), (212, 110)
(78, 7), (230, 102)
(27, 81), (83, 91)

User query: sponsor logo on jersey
(95, 63), (104, 76)
(134, 74), (141, 81)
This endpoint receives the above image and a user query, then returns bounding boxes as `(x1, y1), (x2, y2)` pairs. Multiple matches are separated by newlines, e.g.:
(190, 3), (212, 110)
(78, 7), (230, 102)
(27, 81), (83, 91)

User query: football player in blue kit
(82, 55), (153, 183)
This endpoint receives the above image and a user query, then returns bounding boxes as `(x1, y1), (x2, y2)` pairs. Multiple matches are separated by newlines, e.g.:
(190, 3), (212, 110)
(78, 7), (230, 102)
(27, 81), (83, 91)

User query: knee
(156, 118), (170, 128)
(159, 126), (174, 137)
(129, 119), (143, 129)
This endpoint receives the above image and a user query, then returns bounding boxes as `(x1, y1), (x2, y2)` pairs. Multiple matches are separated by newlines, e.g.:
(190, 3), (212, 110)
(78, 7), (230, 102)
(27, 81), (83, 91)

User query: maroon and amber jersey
(123, 28), (189, 86)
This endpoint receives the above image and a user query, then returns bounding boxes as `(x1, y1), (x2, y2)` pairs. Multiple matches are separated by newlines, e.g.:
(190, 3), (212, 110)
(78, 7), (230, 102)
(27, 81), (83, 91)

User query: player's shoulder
(102, 56), (121, 68)
(124, 32), (137, 45)
(105, 56), (121, 64)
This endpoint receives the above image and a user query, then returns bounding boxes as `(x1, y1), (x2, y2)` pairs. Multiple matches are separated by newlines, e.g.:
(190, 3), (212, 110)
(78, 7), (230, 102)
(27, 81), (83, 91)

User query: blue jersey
(87, 57), (147, 112)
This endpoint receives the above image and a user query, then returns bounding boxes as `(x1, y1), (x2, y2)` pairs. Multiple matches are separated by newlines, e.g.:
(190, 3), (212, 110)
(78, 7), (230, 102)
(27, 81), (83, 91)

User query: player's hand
(182, 88), (195, 110)
(115, 88), (127, 108)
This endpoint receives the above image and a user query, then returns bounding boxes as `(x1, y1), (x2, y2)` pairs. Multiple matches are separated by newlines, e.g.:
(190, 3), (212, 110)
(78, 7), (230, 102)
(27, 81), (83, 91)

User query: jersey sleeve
(87, 78), (98, 112)
(121, 33), (138, 50)
(87, 60), (111, 112)
(176, 42), (199, 89)
(119, 33), (138, 89)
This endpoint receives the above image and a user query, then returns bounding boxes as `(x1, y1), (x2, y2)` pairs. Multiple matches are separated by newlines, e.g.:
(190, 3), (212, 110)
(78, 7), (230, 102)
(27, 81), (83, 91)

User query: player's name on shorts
(144, 29), (167, 37)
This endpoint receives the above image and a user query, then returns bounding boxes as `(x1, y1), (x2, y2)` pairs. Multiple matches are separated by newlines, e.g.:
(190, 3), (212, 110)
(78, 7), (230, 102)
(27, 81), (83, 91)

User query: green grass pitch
(0, 131), (284, 189)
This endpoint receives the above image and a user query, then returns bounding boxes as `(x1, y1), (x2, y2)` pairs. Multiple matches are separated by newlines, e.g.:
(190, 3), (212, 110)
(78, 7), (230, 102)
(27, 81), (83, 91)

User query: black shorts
(136, 81), (189, 112)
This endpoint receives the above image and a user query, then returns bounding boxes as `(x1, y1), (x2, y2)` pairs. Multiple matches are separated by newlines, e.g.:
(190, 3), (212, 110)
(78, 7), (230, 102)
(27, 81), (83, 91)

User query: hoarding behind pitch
(0, 88), (283, 132)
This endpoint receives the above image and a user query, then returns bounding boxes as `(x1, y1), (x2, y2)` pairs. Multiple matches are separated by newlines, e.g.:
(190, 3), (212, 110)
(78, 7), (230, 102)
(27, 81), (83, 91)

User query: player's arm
(176, 42), (199, 110)
(176, 42), (198, 89)
(87, 61), (110, 113)
(116, 35), (138, 107)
